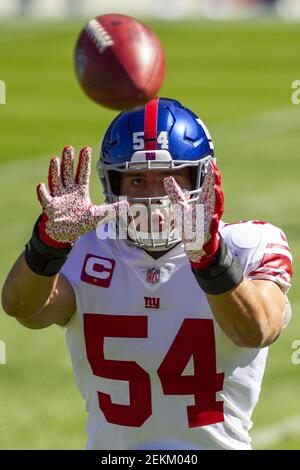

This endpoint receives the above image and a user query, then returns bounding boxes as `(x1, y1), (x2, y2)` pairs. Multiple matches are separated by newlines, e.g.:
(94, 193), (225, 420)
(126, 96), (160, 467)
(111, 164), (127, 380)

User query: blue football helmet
(97, 97), (215, 251)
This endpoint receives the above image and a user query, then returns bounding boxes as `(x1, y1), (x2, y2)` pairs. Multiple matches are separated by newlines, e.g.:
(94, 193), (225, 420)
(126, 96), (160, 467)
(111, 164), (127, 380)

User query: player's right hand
(36, 146), (129, 247)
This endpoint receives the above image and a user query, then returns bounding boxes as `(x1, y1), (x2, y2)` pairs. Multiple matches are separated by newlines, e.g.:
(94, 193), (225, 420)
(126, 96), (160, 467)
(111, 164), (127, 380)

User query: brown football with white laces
(74, 13), (166, 110)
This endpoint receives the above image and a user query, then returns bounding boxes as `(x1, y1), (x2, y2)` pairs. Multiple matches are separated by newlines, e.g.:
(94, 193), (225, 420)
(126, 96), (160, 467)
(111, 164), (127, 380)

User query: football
(74, 13), (166, 110)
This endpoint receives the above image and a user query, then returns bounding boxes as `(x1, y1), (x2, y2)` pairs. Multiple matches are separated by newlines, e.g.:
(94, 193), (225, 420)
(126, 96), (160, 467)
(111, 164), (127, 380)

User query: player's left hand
(164, 159), (224, 269)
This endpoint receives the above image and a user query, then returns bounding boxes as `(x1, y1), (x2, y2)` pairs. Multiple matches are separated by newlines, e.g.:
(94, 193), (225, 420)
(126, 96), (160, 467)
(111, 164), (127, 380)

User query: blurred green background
(0, 18), (299, 449)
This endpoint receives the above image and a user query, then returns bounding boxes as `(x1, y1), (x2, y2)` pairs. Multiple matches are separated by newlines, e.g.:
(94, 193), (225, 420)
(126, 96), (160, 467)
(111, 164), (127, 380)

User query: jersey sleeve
(220, 220), (292, 294)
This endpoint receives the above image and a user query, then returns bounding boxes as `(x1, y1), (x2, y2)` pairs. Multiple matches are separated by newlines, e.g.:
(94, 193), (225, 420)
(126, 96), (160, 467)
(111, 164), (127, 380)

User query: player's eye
(132, 177), (144, 186)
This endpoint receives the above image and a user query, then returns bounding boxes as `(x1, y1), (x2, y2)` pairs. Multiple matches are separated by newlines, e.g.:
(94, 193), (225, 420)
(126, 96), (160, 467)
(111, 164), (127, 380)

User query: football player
(2, 97), (292, 450)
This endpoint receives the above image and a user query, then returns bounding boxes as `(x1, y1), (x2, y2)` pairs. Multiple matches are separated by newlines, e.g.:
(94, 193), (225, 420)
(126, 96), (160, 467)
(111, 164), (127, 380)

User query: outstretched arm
(164, 161), (289, 348)
(2, 146), (128, 329)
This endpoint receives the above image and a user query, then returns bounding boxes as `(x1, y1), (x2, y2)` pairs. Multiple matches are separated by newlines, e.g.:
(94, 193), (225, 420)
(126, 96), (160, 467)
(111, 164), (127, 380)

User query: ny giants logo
(81, 255), (115, 287)
(145, 152), (156, 161)
(144, 297), (160, 309)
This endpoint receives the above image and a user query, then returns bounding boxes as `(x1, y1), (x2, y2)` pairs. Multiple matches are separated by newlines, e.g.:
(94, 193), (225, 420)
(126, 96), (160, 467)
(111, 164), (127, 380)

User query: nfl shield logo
(147, 267), (160, 284)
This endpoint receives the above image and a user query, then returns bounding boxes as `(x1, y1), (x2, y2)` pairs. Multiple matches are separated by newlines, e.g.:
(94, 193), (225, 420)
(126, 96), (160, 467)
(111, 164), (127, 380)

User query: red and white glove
(163, 159), (224, 269)
(36, 146), (128, 247)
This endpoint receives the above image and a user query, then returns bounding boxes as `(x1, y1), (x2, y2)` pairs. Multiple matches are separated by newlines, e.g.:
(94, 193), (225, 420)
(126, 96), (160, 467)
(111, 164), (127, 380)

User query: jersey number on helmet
(84, 314), (224, 427)
(133, 131), (169, 150)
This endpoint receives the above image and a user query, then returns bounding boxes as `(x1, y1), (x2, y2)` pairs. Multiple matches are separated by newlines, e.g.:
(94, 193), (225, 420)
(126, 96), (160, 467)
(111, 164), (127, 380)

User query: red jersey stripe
(249, 253), (292, 277)
(266, 243), (291, 254)
(248, 271), (290, 285)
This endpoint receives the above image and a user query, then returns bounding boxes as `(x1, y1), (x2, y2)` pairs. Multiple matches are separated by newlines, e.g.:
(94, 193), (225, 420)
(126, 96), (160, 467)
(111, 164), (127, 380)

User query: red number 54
(84, 314), (224, 428)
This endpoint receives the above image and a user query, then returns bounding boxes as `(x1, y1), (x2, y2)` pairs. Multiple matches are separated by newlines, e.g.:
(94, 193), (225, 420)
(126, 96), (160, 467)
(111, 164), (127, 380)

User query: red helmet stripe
(144, 97), (159, 150)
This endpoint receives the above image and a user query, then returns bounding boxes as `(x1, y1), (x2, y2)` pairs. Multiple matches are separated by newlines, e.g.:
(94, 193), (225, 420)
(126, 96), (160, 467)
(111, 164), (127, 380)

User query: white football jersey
(61, 220), (292, 450)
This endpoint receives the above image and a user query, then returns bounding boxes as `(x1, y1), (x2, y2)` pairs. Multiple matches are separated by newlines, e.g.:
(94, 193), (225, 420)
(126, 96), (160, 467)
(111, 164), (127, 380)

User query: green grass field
(0, 18), (299, 450)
